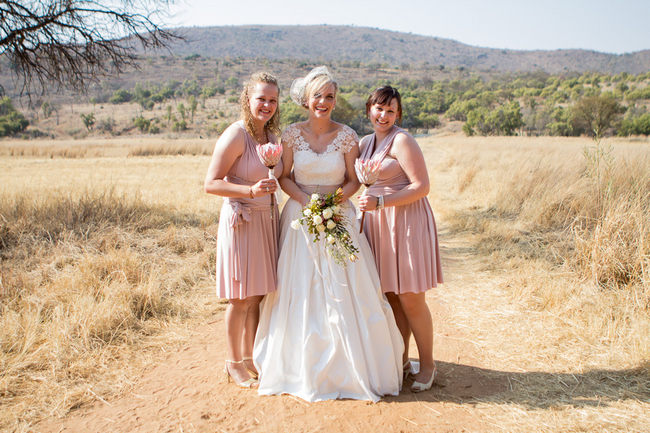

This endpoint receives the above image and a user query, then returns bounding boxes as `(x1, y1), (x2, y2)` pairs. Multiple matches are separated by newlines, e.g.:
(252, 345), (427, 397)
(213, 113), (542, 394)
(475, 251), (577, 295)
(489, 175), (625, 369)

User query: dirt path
(36, 147), (512, 433)
(37, 248), (504, 433)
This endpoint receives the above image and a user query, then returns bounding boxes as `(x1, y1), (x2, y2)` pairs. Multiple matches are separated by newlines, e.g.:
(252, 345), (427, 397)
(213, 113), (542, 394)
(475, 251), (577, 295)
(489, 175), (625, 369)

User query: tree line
(2, 70), (649, 138)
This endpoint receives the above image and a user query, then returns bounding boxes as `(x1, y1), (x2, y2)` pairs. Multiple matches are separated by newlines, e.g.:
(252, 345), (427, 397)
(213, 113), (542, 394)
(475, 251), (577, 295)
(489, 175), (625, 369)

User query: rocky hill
(158, 25), (649, 74)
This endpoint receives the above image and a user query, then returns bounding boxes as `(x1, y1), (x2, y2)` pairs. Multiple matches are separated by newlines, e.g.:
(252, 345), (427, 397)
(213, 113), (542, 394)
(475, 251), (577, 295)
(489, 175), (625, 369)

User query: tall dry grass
(0, 136), (215, 159)
(0, 189), (218, 432)
(127, 141), (213, 157)
(440, 136), (649, 370)
(483, 144), (648, 294)
(420, 134), (650, 432)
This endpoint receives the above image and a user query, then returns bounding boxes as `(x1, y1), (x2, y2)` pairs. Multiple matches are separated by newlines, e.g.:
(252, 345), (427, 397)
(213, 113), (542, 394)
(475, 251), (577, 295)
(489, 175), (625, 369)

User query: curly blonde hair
(239, 72), (281, 139)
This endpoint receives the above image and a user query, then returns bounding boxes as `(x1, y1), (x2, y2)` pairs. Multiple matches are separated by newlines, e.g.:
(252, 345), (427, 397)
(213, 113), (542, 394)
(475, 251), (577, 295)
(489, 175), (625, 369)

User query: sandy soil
(35, 249), (502, 433)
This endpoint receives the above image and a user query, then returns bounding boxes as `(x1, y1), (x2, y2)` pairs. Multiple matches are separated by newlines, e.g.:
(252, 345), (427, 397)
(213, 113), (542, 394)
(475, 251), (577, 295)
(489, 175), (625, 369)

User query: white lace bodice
(282, 124), (358, 186)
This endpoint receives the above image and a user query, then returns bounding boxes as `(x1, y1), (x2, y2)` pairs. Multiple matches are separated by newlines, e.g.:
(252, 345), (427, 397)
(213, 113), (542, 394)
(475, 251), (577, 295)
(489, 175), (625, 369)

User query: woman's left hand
(358, 194), (378, 212)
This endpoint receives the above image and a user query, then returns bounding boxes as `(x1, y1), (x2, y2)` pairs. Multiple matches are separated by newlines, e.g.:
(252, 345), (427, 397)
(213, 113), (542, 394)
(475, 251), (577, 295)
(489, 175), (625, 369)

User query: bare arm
(340, 142), (361, 202)
(204, 124), (277, 198)
(358, 132), (430, 211)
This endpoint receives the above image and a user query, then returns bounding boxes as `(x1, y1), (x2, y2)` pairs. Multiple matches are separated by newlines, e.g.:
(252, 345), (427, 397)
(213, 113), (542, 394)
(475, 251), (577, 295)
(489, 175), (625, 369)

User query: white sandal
(411, 366), (437, 393)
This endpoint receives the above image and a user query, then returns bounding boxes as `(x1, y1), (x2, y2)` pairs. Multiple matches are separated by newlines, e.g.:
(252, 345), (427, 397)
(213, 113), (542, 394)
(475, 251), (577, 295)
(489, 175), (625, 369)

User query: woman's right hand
(250, 178), (278, 197)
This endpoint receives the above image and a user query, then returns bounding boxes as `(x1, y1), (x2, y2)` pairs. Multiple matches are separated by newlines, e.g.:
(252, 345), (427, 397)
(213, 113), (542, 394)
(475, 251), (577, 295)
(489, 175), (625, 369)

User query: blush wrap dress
(215, 120), (280, 299)
(359, 126), (443, 294)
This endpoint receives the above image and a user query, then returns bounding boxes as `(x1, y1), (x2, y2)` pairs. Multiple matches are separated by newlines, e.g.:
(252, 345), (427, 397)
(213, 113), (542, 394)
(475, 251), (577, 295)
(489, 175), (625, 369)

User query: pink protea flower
(256, 142), (283, 220)
(354, 158), (381, 187)
(256, 142), (283, 170)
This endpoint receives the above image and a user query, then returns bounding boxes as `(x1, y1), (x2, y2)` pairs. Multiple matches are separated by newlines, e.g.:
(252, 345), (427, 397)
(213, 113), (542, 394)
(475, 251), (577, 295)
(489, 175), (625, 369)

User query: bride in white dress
(253, 66), (404, 402)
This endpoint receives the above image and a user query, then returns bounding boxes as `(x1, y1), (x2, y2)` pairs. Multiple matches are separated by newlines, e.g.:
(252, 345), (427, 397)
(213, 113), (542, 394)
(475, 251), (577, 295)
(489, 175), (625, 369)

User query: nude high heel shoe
(242, 357), (259, 380)
(224, 360), (258, 388)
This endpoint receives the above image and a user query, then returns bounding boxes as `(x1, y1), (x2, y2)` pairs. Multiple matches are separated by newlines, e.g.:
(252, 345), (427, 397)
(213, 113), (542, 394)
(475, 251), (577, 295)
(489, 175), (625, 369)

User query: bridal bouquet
(291, 188), (359, 266)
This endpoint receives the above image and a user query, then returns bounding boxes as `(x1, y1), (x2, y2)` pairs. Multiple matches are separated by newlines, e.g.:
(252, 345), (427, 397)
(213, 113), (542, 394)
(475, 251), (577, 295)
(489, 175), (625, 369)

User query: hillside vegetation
(2, 61), (649, 141)
(153, 25), (650, 74)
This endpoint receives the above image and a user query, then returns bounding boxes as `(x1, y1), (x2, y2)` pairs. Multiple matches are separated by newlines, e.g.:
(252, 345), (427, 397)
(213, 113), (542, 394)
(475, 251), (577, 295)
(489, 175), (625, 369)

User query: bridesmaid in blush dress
(204, 72), (282, 388)
(358, 86), (444, 393)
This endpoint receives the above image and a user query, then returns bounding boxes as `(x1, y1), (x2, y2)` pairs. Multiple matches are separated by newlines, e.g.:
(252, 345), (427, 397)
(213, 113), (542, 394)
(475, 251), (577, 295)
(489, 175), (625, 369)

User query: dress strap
(236, 120), (258, 153)
(360, 126), (402, 162)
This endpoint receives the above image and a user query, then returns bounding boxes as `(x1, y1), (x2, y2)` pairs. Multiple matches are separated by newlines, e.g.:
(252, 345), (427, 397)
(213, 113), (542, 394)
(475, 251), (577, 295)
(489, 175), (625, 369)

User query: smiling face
(369, 98), (400, 133)
(248, 82), (279, 126)
(308, 82), (337, 119)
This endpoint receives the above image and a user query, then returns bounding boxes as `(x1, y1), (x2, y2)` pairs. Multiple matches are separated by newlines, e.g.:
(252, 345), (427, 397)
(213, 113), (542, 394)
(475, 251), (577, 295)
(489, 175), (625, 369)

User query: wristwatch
(376, 195), (384, 210)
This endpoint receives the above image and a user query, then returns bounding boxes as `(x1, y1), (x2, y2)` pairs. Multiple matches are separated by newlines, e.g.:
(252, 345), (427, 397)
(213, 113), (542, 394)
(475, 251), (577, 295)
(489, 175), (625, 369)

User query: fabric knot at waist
(227, 198), (272, 228)
(225, 174), (274, 228)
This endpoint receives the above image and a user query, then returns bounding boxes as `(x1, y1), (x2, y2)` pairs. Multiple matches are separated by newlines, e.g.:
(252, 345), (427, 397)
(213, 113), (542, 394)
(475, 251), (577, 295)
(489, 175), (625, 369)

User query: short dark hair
(365, 86), (402, 124)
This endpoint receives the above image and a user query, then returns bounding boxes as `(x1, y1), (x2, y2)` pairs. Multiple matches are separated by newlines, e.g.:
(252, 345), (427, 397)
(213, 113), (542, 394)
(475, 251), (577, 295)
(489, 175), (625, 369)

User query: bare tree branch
(0, 0), (180, 96)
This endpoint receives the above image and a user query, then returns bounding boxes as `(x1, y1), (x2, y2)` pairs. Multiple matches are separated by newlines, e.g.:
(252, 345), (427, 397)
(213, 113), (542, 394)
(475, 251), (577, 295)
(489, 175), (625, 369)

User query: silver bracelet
(377, 195), (384, 210)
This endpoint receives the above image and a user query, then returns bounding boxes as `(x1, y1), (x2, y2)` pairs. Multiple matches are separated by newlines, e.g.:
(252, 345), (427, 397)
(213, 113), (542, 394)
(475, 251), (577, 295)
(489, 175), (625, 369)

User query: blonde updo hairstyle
(289, 66), (338, 109)
(239, 71), (281, 138)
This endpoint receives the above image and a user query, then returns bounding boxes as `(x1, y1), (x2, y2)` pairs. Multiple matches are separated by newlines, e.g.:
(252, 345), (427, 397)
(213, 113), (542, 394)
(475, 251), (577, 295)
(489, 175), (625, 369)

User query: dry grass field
(0, 133), (648, 432)
(430, 134), (649, 431)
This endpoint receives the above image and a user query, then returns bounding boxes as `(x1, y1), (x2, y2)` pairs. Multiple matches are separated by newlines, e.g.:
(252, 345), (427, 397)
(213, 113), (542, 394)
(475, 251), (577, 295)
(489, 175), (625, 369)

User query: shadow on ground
(388, 361), (650, 409)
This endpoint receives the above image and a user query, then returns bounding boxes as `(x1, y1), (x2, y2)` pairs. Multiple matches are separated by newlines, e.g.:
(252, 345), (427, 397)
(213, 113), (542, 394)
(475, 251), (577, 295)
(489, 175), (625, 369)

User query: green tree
(177, 103), (186, 122)
(166, 105), (173, 127)
(280, 100), (306, 128)
(188, 95), (198, 123)
(41, 101), (53, 118)
(109, 89), (132, 104)
(0, 97), (29, 136)
(80, 112), (95, 131)
(571, 95), (623, 139)
(133, 115), (151, 132)
(618, 113), (650, 136)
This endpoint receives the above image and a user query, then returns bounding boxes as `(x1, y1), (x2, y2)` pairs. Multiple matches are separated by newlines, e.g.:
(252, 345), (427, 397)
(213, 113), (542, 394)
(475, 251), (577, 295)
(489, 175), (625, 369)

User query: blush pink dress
(360, 126), (443, 294)
(215, 120), (280, 299)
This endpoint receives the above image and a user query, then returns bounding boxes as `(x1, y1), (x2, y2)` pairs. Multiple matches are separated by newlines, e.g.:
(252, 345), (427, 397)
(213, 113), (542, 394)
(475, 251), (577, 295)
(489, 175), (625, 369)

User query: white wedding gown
(253, 124), (404, 402)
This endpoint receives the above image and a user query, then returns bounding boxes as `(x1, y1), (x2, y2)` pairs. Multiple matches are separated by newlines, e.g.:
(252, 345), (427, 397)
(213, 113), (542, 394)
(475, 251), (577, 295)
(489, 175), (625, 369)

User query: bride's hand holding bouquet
(291, 188), (359, 266)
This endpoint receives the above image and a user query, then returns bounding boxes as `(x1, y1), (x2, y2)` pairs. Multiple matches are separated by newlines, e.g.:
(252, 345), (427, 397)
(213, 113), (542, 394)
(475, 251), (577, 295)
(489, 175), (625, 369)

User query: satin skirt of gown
(254, 197), (404, 402)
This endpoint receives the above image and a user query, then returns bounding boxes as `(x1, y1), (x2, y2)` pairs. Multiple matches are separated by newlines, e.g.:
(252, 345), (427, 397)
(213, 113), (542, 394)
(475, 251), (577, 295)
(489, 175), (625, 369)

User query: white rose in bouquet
(322, 208), (334, 219)
(317, 224), (326, 232)
(303, 208), (312, 216)
(312, 215), (323, 225)
(290, 219), (301, 230)
(326, 220), (336, 230)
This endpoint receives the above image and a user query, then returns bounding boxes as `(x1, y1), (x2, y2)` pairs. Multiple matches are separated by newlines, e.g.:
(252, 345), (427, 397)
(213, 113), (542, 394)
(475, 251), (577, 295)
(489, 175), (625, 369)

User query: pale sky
(166, 0), (649, 54)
